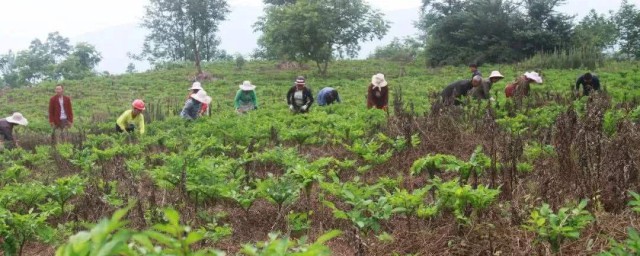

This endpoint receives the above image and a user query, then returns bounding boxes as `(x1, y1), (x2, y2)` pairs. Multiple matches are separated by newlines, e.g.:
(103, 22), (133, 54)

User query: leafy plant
(1, 208), (54, 256)
(47, 175), (85, 214)
(432, 178), (500, 224)
(240, 230), (341, 256)
(523, 200), (594, 252)
(257, 174), (301, 212)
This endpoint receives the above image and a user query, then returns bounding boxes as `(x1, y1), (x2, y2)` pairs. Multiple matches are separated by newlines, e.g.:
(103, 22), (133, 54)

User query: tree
(417, 0), (575, 66)
(572, 10), (618, 51)
(126, 63), (136, 74)
(140, 0), (230, 74)
(614, 0), (640, 59)
(14, 39), (56, 84)
(369, 37), (423, 63)
(517, 0), (575, 53)
(55, 43), (102, 80)
(255, 0), (389, 75)
(45, 32), (72, 62)
(0, 51), (19, 88)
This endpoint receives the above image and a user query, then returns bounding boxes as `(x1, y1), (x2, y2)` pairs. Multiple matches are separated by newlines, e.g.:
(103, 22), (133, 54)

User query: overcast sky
(0, 0), (631, 73)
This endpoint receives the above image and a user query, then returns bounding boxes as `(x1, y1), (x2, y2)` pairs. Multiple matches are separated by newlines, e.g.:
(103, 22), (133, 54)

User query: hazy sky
(0, 0), (423, 38)
(0, 0), (627, 40)
(0, 0), (631, 73)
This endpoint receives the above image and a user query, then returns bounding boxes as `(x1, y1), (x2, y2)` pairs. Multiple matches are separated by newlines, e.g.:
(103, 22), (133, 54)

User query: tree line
(0, 32), (102, 88)
(376, 0), (639, 66)
(2, 0), (639, 87)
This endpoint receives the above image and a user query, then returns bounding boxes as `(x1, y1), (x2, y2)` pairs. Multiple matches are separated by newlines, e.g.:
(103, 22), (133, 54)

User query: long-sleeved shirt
(234, 90), (258, 109)
(48, 95), (73, 125)
(180, 98), (203, 120)
(575, 75), (601, 96)
(0, 119), (16, 149)
(286, 86), (314, 107)
(116, 109), (145, 134)
(367, 84), (388, 109)
(470, 79), (493, 100)
(441, 80), (473, 104)
(317, 87), (341, 106)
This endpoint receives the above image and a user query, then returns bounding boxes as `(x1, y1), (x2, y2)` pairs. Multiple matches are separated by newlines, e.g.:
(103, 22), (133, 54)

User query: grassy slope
(1, 59), (640, 255)
(2, 59), (639, 133)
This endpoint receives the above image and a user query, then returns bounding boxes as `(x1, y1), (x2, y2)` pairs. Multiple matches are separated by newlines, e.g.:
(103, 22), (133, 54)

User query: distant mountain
(72, 6), (419, 74)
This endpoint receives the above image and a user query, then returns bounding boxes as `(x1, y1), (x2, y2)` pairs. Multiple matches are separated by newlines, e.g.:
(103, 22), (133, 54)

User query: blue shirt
(180, 98), (203, 120)
(317, 87), (341, 106)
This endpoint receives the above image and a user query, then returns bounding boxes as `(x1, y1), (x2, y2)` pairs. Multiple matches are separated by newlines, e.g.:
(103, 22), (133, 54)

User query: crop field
(2, 59), (640, 255)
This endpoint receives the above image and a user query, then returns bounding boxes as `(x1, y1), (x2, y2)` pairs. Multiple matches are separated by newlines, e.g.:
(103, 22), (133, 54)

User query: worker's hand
(301, 105), (308, 111)
(289, 105), (294, 110)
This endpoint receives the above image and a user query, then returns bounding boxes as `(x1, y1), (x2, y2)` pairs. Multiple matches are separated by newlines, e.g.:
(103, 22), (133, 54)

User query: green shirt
(234, 90), (258, 109)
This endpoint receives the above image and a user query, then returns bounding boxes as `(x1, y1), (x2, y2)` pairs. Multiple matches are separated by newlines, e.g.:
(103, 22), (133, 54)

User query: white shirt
(294, 91), (304, 105)
(59, 97), (67, 120)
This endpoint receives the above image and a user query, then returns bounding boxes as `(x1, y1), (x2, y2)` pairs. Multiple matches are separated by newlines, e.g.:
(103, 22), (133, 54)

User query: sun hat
(188, 81), (203, 91)
(5, 112), (28, 126)
(191, 90), (212, 105)
(489, 71), (504, 79)
(239, 81), (256, 91)
(524, 71), (543, 83)
(295, 76), (305, 85)
(371, 73), (388, 88)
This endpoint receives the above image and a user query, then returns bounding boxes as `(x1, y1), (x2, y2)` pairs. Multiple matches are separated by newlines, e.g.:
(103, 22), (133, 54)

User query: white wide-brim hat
(524, 71), (543, 83)
(371, 73), (387, 88)
(489, 71), (504, 79)
(188, 81), (203, 91)
(191, 90), (212, 105)
(5, 112), (28, 126)
(239, 81), (256, 91)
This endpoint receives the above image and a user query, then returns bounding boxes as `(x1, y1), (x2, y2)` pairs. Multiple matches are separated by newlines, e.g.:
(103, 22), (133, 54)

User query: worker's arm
(116, 110), (131, 132)
(137, 114), (145, 135)
(575, 76), (583, 91)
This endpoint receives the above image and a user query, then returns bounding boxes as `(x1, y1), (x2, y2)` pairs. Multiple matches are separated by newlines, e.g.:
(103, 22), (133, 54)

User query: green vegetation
(1, 56), (640, 254)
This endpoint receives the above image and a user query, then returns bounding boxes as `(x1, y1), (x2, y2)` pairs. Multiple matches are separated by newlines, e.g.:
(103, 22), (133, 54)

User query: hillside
(1, 60), (640, 255)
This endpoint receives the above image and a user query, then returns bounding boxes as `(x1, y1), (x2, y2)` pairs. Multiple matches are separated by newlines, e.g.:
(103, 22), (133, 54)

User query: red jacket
(48, 95), (73, 125)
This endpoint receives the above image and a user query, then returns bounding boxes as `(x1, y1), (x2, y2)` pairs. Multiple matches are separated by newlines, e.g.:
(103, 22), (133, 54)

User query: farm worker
(181, 90), (212, 120)
(235, 81), (258, 114)
(367, 73), (389, 111)
(116, 99), (146, 135)
(317, 87), (341, 106)
(471, 71), (504, 100)
(0, 112), (28, 150)
(505, 71), (543, 98)
(48, 84), (74, 142)
(575, 72), (601, 97)
(186, 81), (209, 116)
(441, 75), (483, 105)
(287, 76), (314, 113)
(469, 63), (482, 80)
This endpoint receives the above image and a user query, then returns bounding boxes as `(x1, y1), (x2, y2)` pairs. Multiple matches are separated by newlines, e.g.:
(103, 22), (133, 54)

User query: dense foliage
(415, 0), (640, 66)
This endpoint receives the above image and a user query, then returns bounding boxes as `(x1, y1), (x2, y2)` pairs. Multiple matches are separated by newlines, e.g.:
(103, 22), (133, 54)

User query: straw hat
(239, 81), (256, 91)
(5, 112), (28, 126)
(188, 82), (203, 91)
(524, 71), (543, 83)
(371, 73), (387, 88)
(295, 76), (305, 85)
(191, 90), (212, 105)
(489, 71), (504, 79)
